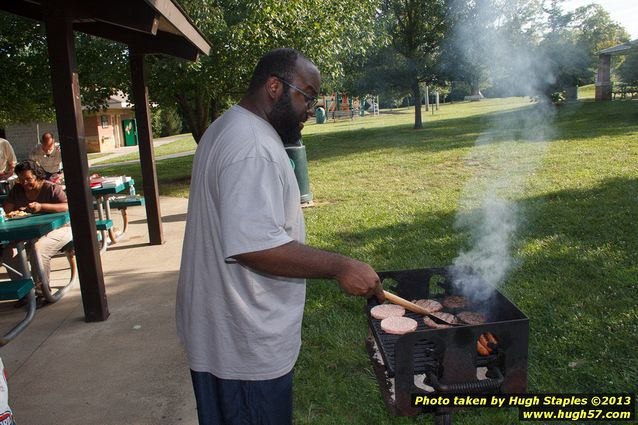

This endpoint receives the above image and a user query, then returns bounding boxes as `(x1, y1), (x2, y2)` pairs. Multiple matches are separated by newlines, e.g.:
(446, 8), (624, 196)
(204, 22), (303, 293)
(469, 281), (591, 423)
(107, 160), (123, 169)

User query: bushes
(151, 105), (184, 138)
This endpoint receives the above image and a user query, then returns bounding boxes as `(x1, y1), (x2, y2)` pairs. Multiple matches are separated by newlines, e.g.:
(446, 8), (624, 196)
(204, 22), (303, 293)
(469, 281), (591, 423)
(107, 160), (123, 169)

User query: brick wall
(5, 109), (135, 156)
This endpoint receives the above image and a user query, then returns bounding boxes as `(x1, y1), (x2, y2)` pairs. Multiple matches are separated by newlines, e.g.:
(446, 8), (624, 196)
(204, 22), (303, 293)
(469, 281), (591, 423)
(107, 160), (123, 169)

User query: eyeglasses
(275, 76), (318, 109)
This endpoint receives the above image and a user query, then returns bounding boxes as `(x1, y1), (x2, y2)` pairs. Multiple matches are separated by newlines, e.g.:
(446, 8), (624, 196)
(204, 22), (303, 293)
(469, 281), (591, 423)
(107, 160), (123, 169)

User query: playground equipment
(316, 94), (379, 122)
(364, 95), (380, 116)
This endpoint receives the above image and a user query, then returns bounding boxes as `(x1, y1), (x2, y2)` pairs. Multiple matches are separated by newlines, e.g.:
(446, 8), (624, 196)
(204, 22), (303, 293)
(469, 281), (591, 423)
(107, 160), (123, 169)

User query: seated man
(0, 138), (17, 181)
(29, 132), (63, 182)
(2, 160), (72, 304)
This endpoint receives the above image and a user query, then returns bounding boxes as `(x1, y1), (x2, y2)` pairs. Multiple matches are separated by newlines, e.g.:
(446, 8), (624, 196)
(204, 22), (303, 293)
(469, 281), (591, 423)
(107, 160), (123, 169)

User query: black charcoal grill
(366, 267), (529, 424)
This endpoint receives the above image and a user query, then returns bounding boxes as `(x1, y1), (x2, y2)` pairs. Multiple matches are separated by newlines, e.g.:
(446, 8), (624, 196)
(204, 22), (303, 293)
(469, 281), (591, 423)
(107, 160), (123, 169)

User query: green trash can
(285, 141), (312, 204)
(315, 106), (326, 124)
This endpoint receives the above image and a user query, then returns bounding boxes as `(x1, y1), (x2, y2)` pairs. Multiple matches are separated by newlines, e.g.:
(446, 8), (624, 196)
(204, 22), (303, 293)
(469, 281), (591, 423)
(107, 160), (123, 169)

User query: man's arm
(233, 241), (385, 302)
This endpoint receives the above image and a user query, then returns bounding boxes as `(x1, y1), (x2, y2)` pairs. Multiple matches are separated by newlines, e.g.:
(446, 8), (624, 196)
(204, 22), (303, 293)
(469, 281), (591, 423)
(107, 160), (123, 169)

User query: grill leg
(435, 412), (453, 425)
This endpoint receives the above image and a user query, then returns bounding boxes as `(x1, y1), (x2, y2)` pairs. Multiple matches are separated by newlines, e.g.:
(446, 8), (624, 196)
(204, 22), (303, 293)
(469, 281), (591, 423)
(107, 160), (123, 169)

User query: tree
(1, 2), (379, 142)
(363, 0), (447, 129)
(570, 4), (630, 54)
(540, 2), (630, 98)
(0, 13), (129, 126)
(442, 0), (503, 97)
(146, 0), (379, 143)
(0, 14), (53, 125)
(618, 47), (638, 85)
(347, 46), (420, 104)
(440, 0), (548, 98)
(160, 105), (184, 137)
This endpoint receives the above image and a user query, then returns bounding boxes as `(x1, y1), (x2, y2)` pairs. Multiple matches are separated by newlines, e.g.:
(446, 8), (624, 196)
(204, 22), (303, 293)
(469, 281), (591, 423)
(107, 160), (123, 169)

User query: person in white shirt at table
(0, 138), (16, 181)
(29, 132), (63, 182)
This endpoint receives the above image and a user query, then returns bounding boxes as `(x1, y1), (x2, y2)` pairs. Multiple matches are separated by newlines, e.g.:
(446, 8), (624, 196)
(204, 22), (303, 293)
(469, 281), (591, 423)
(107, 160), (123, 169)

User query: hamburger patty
(412, 299), (443, 313)
(370, 304), (405, 320)
(457, 311), (486, 325)
(380, 316), (418, 335)
(442, 295), (469, 309)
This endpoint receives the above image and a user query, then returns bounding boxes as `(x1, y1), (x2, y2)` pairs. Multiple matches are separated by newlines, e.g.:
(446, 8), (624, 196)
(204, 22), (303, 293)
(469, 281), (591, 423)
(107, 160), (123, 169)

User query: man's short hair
(15, 159), (47, 180)
(247, 48), (308, 94)
(41, 132), (54, 142)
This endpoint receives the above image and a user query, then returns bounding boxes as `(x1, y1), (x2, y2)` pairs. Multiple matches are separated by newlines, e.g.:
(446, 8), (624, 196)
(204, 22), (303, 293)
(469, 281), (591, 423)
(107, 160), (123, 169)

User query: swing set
(316, 94), (379, 122)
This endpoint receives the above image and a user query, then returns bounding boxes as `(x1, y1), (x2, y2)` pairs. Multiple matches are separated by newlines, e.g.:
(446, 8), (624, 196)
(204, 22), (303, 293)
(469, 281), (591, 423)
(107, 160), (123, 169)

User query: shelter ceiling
(0, 0), (210, 61)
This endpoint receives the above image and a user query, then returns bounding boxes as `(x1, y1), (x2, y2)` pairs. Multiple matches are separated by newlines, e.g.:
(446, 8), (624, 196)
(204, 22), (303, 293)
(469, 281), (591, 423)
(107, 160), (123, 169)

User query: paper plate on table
(6, 213), (31, 220)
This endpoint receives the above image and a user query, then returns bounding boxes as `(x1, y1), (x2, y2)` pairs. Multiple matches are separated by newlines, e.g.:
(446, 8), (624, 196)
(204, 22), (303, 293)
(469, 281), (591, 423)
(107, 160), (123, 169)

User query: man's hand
(335, 259), (384, 303)
(27, 202), (41, 213)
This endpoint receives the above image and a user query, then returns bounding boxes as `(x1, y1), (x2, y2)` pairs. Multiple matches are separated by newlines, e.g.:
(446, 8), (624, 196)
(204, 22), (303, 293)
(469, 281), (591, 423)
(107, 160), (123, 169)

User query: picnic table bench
(105, 195), (145, 235)
(91, 179), (144, 252)
(0, 278), (36, 346)
(0, 212), (75, 345)
(612, 83), (638, 100)
(92, 194), (145, 252)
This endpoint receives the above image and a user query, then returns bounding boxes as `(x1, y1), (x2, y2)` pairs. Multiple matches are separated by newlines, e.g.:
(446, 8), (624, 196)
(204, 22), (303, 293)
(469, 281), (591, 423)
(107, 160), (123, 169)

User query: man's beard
(269, 90), (302, 146)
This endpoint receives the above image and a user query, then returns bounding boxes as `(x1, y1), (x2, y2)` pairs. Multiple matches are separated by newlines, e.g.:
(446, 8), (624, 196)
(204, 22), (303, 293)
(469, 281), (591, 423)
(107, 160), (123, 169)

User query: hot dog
(478, 334), (492, 353)
(477, 340), (490, 356)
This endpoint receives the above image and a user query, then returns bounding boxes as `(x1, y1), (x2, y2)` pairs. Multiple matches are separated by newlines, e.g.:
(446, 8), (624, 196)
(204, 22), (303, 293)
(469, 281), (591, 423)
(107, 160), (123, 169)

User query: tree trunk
(424, 85), (429, 112)
(176, 92), (209, 143)
(471, 77), (481, 96)
(412, 82), (423, 129)
(210, 98), (221, 122)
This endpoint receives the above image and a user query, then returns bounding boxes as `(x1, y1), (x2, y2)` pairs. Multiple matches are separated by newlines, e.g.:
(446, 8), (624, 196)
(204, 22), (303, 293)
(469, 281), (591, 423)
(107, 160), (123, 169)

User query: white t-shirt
(176, 105), (306, 380)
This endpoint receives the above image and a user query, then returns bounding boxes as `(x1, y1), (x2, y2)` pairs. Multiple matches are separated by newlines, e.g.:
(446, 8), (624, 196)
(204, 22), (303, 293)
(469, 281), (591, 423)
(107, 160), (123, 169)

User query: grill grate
(368, 310), (439, 376)
(366, 267), (530, 417)
(368, 305), (497, 377)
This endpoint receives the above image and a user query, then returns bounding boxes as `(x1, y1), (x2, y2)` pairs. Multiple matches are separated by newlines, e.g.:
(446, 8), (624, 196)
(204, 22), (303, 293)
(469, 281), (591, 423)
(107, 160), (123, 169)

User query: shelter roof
(0, 0), (211, 61)
(80, 92), (134, 111)
(598, 39), (638, 56)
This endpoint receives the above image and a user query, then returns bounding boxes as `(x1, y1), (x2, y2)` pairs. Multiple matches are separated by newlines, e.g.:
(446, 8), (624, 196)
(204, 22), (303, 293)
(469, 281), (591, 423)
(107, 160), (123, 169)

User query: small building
(2, 93), (136, 158)
(84, 93), (137, 153)
(595, 39), (638, 101)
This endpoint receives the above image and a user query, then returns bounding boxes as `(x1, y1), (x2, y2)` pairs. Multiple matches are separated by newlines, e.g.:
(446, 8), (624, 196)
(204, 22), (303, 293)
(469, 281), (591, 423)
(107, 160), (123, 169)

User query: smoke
(451, 107), (553, 301)
(448, 2), (558, 301)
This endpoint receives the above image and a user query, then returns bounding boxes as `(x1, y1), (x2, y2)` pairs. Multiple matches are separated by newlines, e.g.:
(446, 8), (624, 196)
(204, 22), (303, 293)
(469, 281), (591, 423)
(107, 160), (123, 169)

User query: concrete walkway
(88, 133), (194, 168)
(0, 197), (196, 425)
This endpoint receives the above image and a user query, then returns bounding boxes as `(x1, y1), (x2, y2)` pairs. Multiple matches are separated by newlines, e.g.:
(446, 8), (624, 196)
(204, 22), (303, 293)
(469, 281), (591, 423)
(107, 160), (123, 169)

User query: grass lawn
(87, 152), (111, 160)
(99, 98), (637, 424)
(91, 134), (196, 165)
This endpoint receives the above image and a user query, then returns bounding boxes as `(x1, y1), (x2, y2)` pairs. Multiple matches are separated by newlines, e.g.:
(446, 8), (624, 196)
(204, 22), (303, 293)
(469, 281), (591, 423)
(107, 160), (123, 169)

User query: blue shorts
(190, 369), (293, 425)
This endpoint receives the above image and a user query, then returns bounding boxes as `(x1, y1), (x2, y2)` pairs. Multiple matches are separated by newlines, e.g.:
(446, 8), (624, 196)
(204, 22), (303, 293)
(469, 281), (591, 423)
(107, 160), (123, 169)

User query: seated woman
(2, 160), (72, 303)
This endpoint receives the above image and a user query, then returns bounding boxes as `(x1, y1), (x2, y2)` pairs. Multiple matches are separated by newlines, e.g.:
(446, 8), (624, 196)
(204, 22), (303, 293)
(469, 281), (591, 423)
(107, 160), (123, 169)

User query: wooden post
(595, 54), (612, 101)
(129, 49), (164, 245)
(44, 14), (109, 322)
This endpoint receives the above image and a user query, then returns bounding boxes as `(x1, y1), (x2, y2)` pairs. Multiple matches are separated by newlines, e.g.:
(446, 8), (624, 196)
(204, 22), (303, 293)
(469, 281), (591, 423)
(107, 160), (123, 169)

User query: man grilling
(176, 48), (383, 425)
